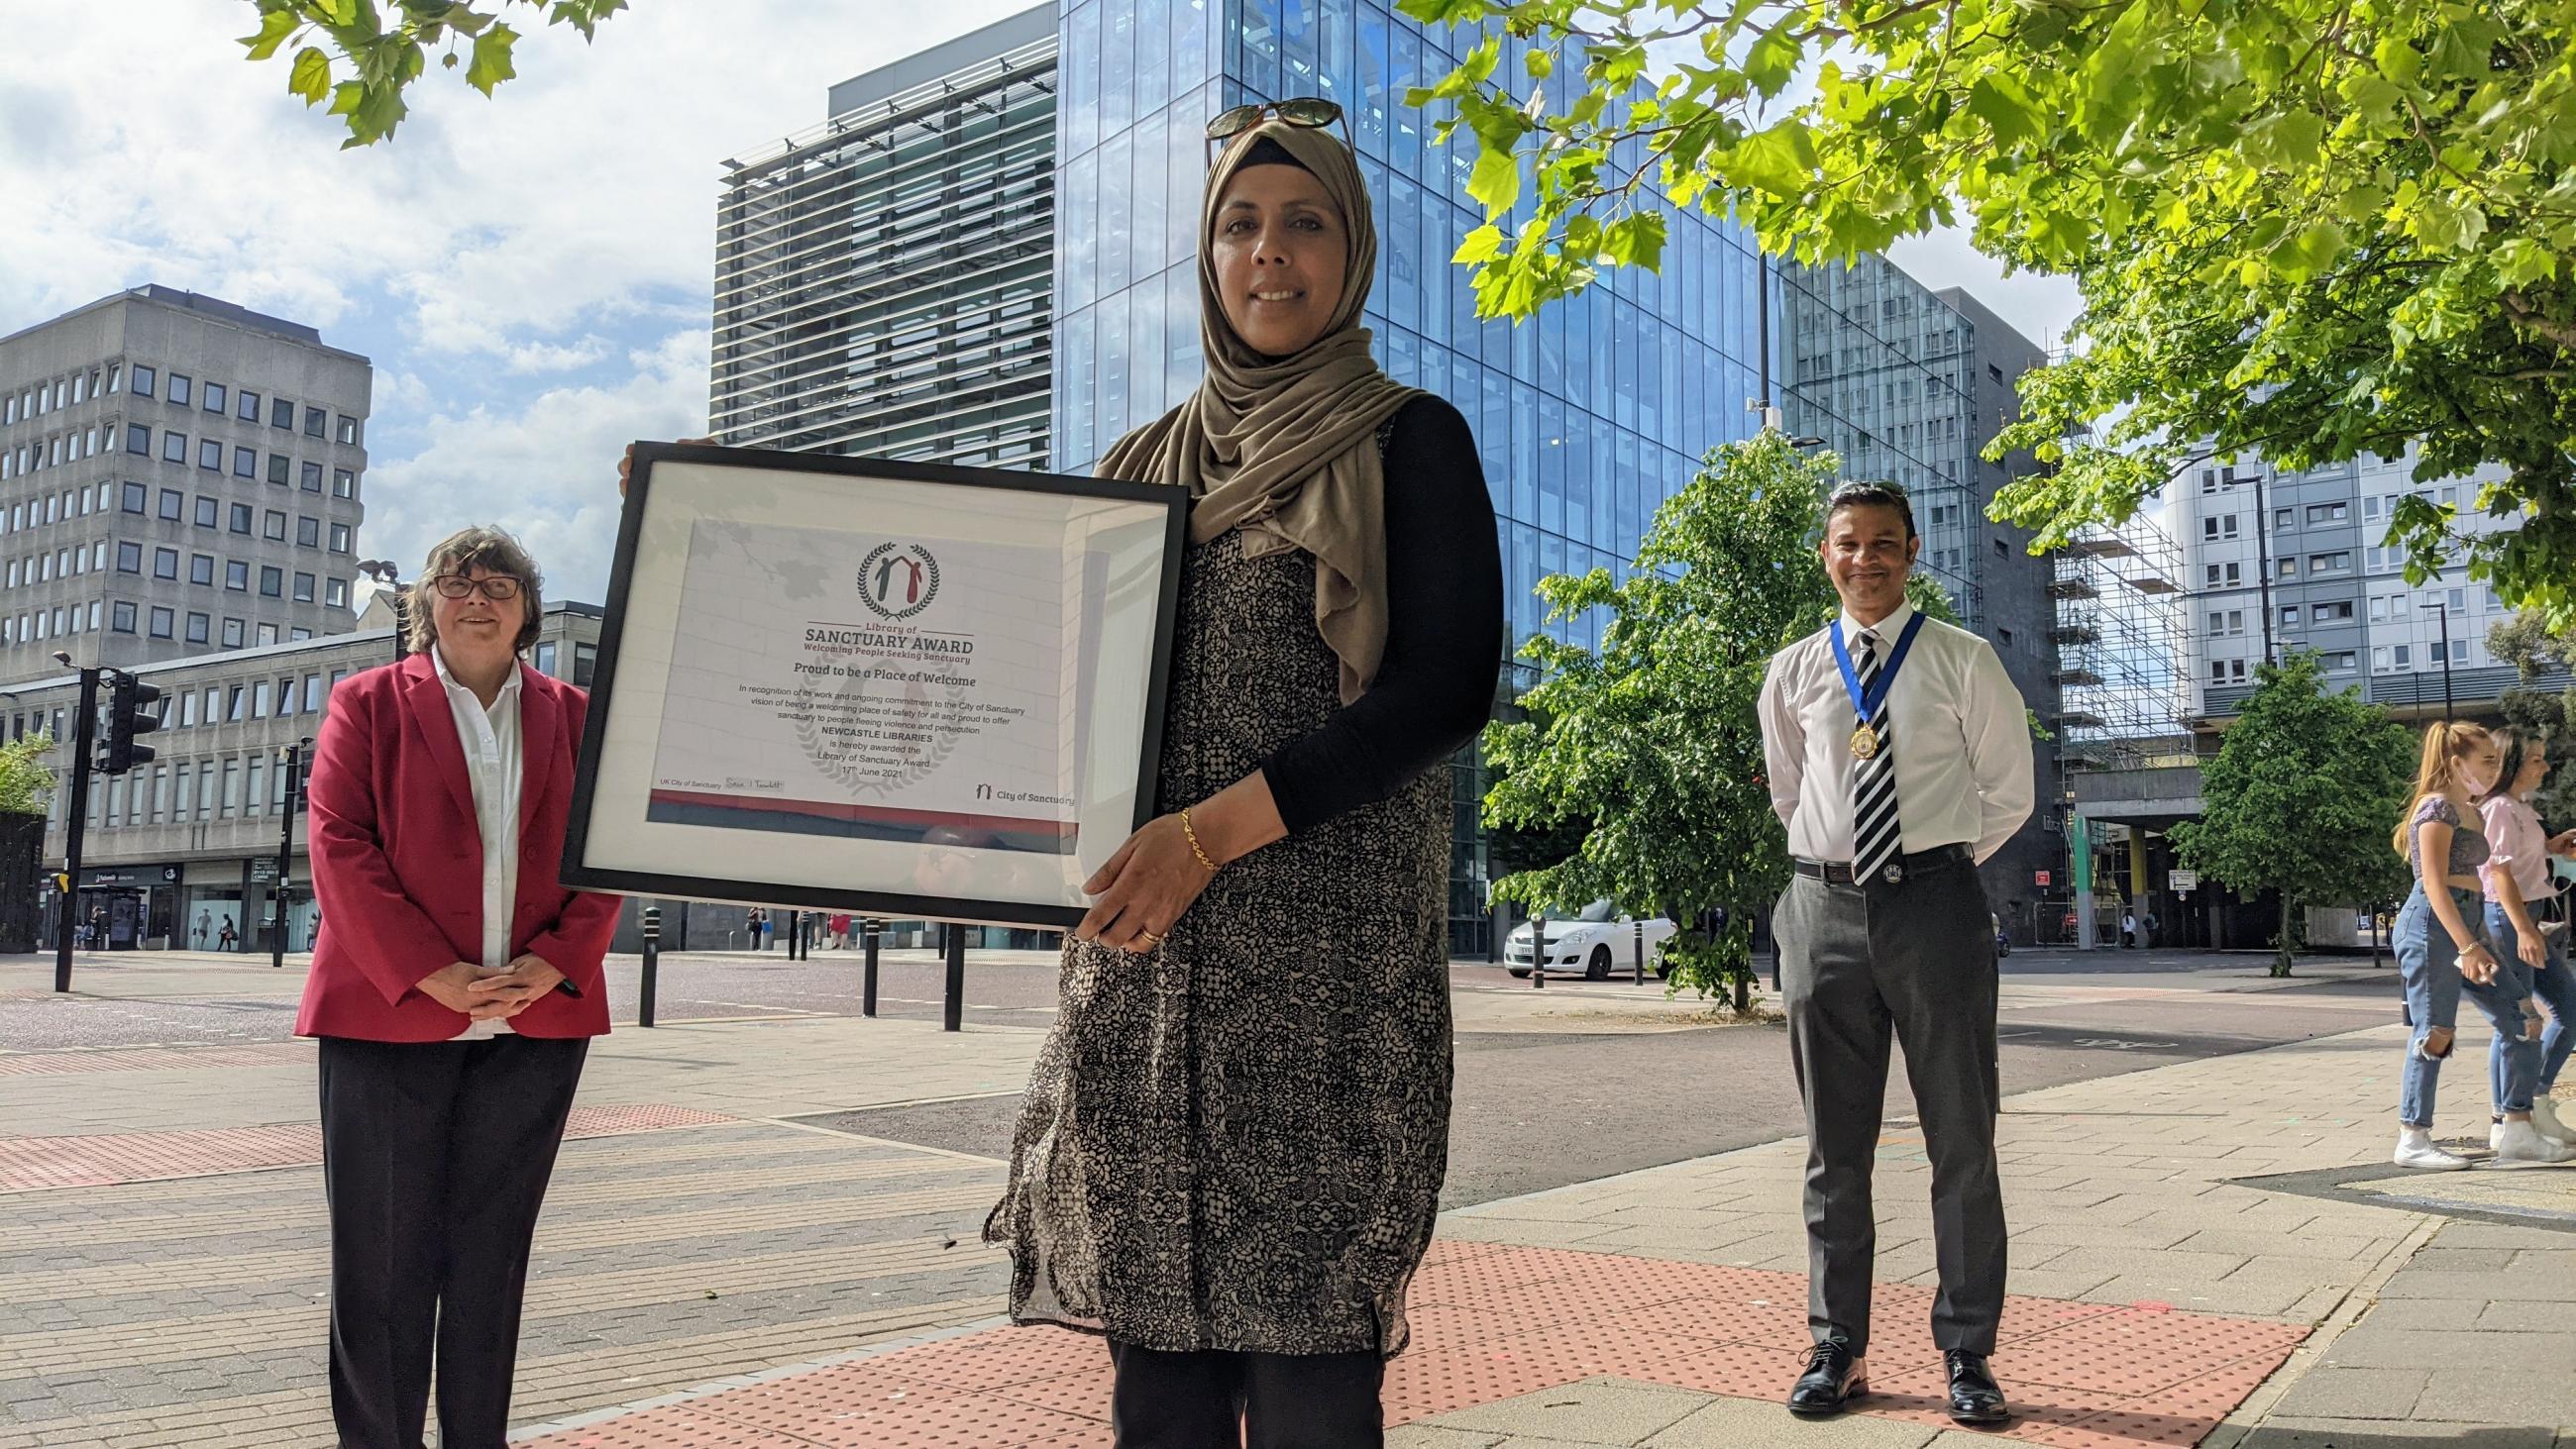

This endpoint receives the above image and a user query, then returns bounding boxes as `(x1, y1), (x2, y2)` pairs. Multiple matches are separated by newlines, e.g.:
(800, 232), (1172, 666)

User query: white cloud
(362, 327), (710, 606)
(501, 336), (615, 374)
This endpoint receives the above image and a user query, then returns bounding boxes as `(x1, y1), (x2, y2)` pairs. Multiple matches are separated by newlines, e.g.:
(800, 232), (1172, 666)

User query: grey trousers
(1774, 850), (2005, 1356)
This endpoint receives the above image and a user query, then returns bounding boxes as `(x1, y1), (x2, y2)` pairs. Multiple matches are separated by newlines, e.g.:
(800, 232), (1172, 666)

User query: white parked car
(1503, 900), (1678, 980)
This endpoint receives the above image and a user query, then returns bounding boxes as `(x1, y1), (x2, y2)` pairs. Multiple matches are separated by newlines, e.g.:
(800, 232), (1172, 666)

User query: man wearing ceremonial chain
(1756, 480), (2035, 1425)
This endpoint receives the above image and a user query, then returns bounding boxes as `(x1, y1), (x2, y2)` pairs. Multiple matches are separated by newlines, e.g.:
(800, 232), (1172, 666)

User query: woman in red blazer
(297, 526), (621, 1449)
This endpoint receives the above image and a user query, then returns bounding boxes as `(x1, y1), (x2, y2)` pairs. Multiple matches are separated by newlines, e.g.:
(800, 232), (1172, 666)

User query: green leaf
(288, 46), (333, 105)
(1723, 120), (1816, 200)
(239, 7), (299, 60)
(1454, 223), (1507, 265)
(1524, 48), (1552, 82)
(1601, 211), (1665, 270)
(465, 22), (517, 97)
(1468, 143), (1522, 215)
(2266, 219), (2346, 280)
(1966, 74), (2043, 150)
(1743, 26), (1801, 100)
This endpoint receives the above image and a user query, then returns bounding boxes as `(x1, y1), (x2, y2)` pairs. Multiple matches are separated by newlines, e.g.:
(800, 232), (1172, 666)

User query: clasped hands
(416, 955), (565, 1020)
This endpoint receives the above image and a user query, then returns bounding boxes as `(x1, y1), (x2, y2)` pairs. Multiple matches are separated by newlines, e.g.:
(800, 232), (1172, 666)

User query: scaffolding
(2050, 515), (2193, 772)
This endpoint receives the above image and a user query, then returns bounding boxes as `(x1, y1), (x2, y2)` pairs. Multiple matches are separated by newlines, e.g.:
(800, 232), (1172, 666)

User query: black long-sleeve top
(1257, 394), (1506, 836)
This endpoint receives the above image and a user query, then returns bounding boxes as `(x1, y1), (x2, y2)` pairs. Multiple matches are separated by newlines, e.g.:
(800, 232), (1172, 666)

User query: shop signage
(250, 859), (277, 883)
(2170, 869), (2199, 894)
(81, 865), (180, 886)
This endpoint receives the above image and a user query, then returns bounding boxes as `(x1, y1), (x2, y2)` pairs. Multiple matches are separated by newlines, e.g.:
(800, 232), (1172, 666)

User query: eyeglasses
(1206, 97), (1350, 160)
(429, 573), (523, 602)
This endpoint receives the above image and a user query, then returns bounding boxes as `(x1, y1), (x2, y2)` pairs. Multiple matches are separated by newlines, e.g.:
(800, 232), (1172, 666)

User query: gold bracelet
(1180, 807), (1221, 874)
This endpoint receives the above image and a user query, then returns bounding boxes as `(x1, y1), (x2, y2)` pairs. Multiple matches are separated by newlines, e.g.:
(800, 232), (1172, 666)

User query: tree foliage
(1401, 0), (2576, 631)
(2491, 611), (2576, 823)
(238, 0), (629, 147)
(1480, 430), (1843, 999)
(2169, 654), (2415, 976)
(0, 733), (54, 819)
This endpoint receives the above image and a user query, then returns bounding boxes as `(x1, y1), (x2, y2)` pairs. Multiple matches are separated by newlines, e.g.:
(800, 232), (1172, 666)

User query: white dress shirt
(1757, 598), (2034, 867)
(432, 647), (524, 1040)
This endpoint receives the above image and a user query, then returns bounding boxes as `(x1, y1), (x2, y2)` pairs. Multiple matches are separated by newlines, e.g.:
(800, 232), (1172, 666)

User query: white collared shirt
(432, 646), (524, 1039)
(1757, 598), (2035, 867)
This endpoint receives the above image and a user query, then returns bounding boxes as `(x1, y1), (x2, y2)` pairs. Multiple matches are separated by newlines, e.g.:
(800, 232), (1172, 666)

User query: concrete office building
(710, 8), (1058, 469)
(1051, 0), (1776, 954)
(0, 287), (373, 685)
(1778, 256), (2065, 935)
(16, 603), (604, 952)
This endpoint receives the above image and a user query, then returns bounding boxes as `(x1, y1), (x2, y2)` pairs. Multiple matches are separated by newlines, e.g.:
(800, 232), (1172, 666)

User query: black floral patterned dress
(986, 399), (1499, 1358)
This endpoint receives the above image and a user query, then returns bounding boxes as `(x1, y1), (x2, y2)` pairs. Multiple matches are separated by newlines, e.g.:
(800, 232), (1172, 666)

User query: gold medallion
(1850, 725), (1879, 761)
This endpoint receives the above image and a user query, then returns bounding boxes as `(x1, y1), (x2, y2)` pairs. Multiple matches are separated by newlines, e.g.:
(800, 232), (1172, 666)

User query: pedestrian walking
(2143, 908), (2159, 948)
(2120, 910), (2137, 948)
(295, 527), (625, 1446)
(2388, 721), (2570, 1169)
(982, 104), (1502, 1445)
(217, 918), (237, 952)
(2477, 727), (2576, 1149)
(1756, 479), (2034, 1424)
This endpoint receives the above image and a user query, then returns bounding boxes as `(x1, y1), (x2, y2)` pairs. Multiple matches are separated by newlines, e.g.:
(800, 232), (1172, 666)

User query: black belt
(1794, 842), (1972, 886)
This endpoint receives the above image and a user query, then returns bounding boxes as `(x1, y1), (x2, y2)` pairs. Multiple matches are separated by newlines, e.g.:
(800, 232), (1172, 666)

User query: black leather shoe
(1786, 1338), (1867, 1416)
(1945, 1350), (2009, 1424)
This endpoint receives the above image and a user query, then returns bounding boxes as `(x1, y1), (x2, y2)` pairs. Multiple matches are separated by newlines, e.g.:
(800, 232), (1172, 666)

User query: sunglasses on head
(1205, 97), (1349, 160)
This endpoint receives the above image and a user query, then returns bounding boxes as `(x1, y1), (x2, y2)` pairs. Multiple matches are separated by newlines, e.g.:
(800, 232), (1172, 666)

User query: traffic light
(100, 672), (161, 776)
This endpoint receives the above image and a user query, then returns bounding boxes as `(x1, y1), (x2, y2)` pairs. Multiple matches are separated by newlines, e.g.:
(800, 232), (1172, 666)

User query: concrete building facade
(0, 286), (373, 685)
(710, 8), (1057, 470)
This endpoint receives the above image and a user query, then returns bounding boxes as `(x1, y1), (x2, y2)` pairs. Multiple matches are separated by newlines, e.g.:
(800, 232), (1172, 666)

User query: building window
(263, 510), (286, 542)
(2274, 508), (2293, 531)
(303, 406), (326, 437)
(115, 541), (142, 573)
(167, 374), (191, 407)
(300, 461), (322, 492)
(148, 605), (174, 639)
(125, 423), (149, 455)
(2277, 558), (2297, 577)
(194, 495), (218, 528)
(131, 365), (156, 398)
(2279, 606), (2299, 625)
(270, 396), (294, 430)
(120, 481), (147, 514)
(229, 503), (253, 535)
(185, 611), (209, 645)
(329, 523), (351, 553)
(190, 554), (214, 585)
(162, 431), (186, 463)
(159, 488), (184, 522)
(2308, 501), (2349, 523)
(296, 515), (320, 547)
(292, 571), (315, 602)
(325, 577), (348, 608)
(222, 618), (246, 649)
(2312, 551), (2352, 573)
(2396, 644), (2413, 667)
(2314, 600), (2355, 621)
(268, 454), (290, 486)
(226, 560), (249, 590)
(197, 439), (221, 471)
(336, 415), (359, 445)
(2321, 650), (2356, 671)
(111, 601), (136, 633)
(153, 547), (178, 580)
(332, 468), (356, 498)
(233, 446), (257, 478)
(259, 566), (283, 597)
(202, 382), (225, 415)
(238, 389), (262, 422)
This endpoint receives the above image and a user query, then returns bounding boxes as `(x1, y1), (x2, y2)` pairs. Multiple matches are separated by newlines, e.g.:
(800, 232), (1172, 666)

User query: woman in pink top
(2482, 726), (2576, 1146)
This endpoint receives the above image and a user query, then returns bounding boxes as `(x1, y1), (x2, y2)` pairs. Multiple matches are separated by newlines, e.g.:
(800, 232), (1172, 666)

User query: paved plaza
(0, 949), (2569, 1446)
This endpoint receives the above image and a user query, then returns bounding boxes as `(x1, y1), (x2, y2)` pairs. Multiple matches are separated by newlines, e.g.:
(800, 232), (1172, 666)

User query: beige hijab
(1096, 120), (1419, 703)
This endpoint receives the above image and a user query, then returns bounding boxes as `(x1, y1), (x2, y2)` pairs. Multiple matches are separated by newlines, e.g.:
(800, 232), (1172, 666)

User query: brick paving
(0, 1042), (313, 1077)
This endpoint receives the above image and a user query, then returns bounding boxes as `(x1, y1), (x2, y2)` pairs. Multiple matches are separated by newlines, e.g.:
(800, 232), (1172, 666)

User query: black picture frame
(561, 441), (1189, 928)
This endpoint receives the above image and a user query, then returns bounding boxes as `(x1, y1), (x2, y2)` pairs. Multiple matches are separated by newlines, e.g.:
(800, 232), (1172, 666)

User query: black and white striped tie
(1851, 630), (1902, 881)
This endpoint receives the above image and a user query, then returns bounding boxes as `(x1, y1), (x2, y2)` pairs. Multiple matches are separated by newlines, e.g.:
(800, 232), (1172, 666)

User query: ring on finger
(1133, 928), (1164, 950)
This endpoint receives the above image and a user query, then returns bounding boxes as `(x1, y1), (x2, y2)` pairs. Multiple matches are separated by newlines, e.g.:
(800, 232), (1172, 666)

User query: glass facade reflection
(1050, 0), (1776, 954)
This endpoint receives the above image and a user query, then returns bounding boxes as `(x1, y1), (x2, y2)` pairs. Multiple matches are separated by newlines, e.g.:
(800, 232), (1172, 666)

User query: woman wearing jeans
(2392, 721), (2570, 1169)
(2481, 727), (2576, 1147)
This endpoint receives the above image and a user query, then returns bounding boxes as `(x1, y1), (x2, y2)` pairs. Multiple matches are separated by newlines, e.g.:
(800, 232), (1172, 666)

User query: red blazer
(295, 653), (622, 1041)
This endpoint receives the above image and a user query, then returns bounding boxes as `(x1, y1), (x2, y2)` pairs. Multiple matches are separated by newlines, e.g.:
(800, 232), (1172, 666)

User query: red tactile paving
(0, 1104), (734, 1191)
(0, 1042), (316, 1077)
(524, 1241), (2311, 1447)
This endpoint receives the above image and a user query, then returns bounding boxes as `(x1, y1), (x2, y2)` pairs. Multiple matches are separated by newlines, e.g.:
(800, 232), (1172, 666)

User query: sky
(0, 3), (2083, 611)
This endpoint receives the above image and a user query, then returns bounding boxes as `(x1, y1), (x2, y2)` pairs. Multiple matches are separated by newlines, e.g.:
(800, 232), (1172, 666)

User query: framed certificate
(563, 442), (1189, 928)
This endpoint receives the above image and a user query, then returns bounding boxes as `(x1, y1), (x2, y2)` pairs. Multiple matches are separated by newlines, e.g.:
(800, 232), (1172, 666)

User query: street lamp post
(2429, 601), (2455, 720)
(271, 738), (311, 968)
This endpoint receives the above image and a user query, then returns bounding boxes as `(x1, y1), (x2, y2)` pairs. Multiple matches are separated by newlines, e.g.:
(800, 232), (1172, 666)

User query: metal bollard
(862, 919), (882, 1017)
(1635, 918), (1647, 985)
(1532, 915), (1548, 989)
(639, 904), (661, 1029)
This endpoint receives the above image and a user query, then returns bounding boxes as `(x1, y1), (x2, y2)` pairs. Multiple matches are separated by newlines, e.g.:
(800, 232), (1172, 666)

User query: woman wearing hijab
(984, 105), (1504, 1445)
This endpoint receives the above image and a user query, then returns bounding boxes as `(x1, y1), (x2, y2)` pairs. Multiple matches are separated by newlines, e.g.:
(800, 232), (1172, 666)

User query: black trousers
(1109, 1342), (1384, 1448)
(318, 1033), (589, 1449)
(1774, 853), (2006, 1358)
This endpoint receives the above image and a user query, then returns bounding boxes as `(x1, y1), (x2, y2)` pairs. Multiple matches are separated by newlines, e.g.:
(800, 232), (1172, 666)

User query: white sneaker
(2395, 1127), (2470, 1171)
(2531, 1097), (2574, 1146)
(2490, 1119), (2576, 1167)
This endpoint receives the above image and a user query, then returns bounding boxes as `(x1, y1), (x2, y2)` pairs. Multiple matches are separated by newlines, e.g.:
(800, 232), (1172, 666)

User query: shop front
(76, 864), (182, 950)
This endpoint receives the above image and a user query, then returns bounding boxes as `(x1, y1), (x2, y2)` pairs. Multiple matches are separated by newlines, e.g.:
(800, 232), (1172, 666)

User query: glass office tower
(1048, 0), (1776, 953)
